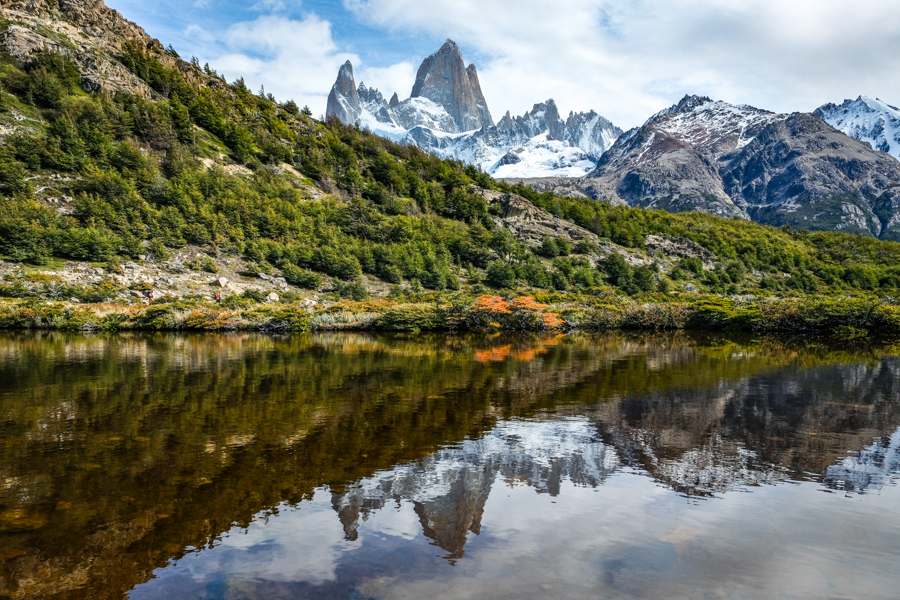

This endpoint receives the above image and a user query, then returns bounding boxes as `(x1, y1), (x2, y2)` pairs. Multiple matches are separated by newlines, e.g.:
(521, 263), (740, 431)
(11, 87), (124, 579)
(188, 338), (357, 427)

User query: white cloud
(356, 61), (416, 101)
(203, 15), (360, 117)
(342, 0), (900, 128)
(250, 0), (287, 11)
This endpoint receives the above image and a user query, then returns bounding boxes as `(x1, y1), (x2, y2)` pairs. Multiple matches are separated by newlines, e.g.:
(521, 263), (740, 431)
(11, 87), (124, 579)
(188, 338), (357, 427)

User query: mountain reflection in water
(0, 331), (899, 599)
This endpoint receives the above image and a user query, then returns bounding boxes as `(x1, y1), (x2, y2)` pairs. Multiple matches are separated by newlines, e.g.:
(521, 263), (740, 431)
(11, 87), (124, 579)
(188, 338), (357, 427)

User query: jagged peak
(673, 94), (714, 113)
(337, 60), (355, 80)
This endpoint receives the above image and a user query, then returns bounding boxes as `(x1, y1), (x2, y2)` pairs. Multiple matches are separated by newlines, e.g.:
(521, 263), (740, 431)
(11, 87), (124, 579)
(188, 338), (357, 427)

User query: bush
(375, 304), (443, 332)
(313, 247), (362, 281)
(602, 254), (633, 290)
(333, 280), (369, 301)
(282, 263), (322, 289)
(486, 260), (516, 288)
(241, 289), (267, 303)
(148, 240), (171, 262)
(632, 265), (657, 293)
(200, 256), (218, 273)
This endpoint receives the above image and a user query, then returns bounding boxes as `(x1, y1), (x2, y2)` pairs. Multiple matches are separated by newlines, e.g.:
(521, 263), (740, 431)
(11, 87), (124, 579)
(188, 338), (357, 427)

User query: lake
(0, 331), (898, 599)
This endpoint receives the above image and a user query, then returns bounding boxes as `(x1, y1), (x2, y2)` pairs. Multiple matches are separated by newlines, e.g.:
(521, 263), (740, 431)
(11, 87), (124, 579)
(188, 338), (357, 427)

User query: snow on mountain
(816, 96), (900, 161)
(325, 41), (623, 178)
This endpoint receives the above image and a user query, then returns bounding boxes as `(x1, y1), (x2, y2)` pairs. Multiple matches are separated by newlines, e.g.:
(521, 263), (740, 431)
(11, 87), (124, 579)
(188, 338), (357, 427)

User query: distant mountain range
(326, 40), (623, 178)
(327, 46), (900, 240)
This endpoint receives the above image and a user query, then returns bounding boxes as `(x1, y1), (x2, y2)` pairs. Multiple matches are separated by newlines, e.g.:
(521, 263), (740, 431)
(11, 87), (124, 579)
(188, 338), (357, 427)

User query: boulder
(267, 292), (280, 302)
(214, 277), (229, 288)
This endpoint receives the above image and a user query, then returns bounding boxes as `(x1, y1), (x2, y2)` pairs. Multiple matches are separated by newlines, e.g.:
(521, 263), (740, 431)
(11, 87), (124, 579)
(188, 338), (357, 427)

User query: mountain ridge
(325, 41), (623, 178)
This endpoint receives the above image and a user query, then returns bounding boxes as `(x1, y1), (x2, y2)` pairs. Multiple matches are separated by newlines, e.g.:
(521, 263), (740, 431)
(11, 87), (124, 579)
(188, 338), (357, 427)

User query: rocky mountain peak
(326, 60), (361, 124)
(816, 95), (900, 160)
(673, 94), (714, 114)
(411, 38), (493, 133)
(389, 92), (400, 109)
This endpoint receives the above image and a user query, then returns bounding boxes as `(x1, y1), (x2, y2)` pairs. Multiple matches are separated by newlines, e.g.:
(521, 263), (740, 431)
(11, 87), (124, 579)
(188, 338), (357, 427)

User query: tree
(486, 260), (516, 288)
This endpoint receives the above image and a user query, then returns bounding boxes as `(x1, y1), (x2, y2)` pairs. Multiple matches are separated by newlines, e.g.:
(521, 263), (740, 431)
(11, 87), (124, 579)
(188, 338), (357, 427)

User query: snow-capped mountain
(816, 96), (900, 161)
(325, 40), (623, 178)
(584, 94), (900, 239)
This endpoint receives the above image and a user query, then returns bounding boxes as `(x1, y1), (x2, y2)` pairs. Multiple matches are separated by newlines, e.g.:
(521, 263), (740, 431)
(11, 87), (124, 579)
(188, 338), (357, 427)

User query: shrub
(313, 247), (362, 281)
(200, 256), (218, 273)
(375, 304), (443, 332)
(486, 260), (516, 288)
(148, 240), (171, 262)
(333, 280), (369, 301)
(282, 264), (322, 290)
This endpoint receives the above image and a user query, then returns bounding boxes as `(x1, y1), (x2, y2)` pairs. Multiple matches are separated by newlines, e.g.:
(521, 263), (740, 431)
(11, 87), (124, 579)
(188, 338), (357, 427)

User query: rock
(389, 92), (400, 109)
(69, 297), (80, 304)
(214, 277), (229, 288)
(267, 292), (279, 302)
(130, 291), (144, 299)
(469, 187), (596, 246)
(258, 273), (270, 281)
(645, 235), (717, 270)
(411, 40), (493, 133)
(0, 0), (182, 98)
(326, 61), (361, 124)
(273, 277), (287, 284)
(138, 255), (147, 262)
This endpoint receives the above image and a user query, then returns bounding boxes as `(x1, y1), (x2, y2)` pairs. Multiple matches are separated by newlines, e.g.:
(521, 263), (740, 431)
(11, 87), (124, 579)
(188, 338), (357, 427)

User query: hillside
(2, 0), (900, 318)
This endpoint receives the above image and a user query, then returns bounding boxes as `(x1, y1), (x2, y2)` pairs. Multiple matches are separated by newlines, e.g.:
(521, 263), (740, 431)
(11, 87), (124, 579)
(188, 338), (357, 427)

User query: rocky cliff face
(581, 95), (900, 239)
(0, 0), (193, 96)
(816, 96), (900, 161)
(411, 39), (493, 133)
(324, 44), (622, 178)
(325, 60), (361, 124)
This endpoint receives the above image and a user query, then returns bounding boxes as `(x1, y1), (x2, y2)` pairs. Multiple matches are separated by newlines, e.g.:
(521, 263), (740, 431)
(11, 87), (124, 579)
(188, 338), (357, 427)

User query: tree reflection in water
(0, 331), (898, 599)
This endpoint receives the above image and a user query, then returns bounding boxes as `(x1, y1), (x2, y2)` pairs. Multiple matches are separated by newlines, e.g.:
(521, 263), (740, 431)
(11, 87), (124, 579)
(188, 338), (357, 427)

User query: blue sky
(105, 0), (900, 129)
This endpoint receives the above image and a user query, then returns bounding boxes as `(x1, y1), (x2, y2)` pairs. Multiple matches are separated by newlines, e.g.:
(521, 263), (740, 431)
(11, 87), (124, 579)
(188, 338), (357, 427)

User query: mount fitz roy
(326, 40), (623, 179)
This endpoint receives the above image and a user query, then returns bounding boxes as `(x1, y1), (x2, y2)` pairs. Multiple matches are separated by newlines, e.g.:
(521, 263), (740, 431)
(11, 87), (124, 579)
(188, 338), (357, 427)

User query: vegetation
(3, 41), (900, 334)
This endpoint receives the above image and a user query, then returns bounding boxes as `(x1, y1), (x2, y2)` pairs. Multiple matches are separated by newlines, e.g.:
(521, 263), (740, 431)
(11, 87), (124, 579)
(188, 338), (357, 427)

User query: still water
(1, 331), (899, 599)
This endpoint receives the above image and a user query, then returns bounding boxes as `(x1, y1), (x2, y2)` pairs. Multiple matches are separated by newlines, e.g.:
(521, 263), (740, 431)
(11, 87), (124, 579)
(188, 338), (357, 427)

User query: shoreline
(2, 295), (898, 337)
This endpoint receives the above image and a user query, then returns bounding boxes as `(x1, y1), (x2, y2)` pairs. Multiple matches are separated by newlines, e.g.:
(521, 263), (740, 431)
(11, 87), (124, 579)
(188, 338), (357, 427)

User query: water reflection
(0, 331), (898, 599)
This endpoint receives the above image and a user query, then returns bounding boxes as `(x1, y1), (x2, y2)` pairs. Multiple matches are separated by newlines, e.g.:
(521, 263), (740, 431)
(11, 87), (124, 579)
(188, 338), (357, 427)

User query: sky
(104, 0), (900, 129)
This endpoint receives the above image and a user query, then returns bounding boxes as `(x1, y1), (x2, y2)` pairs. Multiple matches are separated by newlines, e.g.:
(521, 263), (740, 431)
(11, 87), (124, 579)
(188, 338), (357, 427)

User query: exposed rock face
(645, 235), (716, 270)
(324, 42), (622, 178)
(816, 96), (900, 161)
(496, 176), (621, 203)
(411, 40), (493, 133)
(581, 95), (900, 239)
(326, 61), (361, 124)
(468, 187), (646, 266)
(0, 0), (195, 97)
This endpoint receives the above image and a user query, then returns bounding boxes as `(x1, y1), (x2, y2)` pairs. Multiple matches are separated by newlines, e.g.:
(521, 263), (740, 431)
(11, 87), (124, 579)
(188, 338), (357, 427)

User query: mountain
(325, 40), (623, 178)
(0, 0), (190, 97)
(410, 39), (493, 133)
(583, 95), (900, 240)
(816, 96), (900, 161)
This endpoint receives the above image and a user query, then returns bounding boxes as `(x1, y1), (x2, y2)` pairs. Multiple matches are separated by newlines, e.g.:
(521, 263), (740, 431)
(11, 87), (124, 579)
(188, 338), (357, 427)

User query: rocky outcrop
(411, 39), (493, 133)
(496, 176), (621, 202)
(0, 0), (198, 97)
(581, 95), (900, 239)
(326, 61), (361, 124)
(645, 235), (716, 269)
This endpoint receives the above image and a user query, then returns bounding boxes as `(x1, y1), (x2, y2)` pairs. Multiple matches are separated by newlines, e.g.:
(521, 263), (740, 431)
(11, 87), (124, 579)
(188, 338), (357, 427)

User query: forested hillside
(2, 9), (900, 313)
